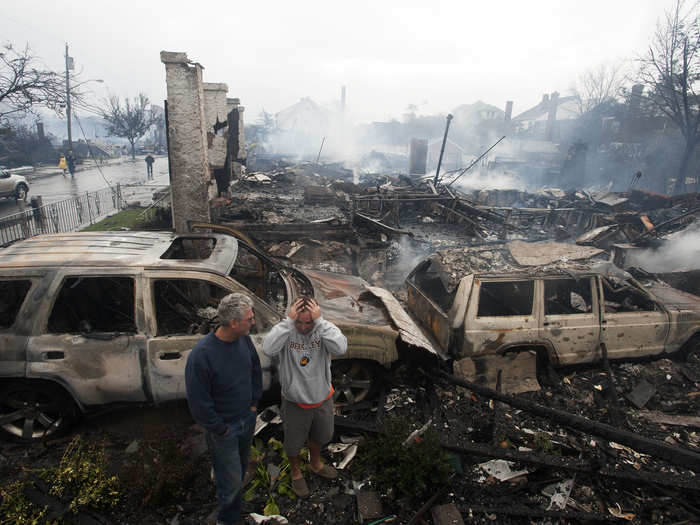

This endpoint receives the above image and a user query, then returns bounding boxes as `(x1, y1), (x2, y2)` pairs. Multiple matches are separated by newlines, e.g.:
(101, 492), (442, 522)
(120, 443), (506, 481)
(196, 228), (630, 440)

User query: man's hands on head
(288, 296), (321, 321)
(305, 297), (321, 320)
(288, 298), (305, 320)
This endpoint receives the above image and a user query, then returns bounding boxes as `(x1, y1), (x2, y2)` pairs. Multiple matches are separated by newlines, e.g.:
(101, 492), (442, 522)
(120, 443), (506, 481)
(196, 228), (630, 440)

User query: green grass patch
(81, 206), (171, 232)
(81, 209), (147, 231)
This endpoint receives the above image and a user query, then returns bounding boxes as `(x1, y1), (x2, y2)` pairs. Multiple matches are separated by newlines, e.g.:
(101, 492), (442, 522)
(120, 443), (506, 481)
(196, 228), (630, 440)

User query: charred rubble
(203, 157), (700, 523)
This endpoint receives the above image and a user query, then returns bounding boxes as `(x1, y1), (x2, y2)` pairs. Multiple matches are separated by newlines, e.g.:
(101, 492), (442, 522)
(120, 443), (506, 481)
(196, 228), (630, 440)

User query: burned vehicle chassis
(0, 231), (439, 442)
(406, 244), (700, 387)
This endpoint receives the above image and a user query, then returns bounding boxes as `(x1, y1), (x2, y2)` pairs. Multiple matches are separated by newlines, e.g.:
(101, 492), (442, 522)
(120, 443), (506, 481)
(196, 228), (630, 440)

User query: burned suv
(0, 230), (438, 442)
(406, 241), (700, 389)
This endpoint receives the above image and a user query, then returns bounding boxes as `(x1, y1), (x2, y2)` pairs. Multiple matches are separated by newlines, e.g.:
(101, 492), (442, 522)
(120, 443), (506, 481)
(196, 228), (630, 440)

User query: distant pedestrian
(58, 155), (67, 176)
(66, 151), (76, 176)
(145, 154), (155, 180)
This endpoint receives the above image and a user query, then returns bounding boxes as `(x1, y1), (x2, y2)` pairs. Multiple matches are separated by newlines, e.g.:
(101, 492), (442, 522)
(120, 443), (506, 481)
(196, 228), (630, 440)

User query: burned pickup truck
(406, 240), (700, 390)
(0, 231), (439, 442)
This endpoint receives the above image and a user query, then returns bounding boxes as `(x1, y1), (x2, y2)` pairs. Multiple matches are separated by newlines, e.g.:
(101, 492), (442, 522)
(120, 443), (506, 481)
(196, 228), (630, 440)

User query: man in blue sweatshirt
(262, 296), (347, 498)
(185, 293), (261, 525)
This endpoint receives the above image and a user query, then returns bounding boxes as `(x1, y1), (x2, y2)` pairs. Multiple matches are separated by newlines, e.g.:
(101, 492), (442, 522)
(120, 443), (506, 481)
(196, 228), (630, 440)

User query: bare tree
(572, 62), (627, 116)
(639, 0), (700, 194)
(0, 43), (66, 122)
(101, 93), (157, 159)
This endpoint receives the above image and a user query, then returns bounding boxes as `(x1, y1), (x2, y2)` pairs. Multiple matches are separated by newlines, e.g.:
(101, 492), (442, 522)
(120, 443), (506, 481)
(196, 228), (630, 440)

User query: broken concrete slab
(356, 491), (383, 521)
(625, 379), (657, 409)
(454, 352), (540, 395)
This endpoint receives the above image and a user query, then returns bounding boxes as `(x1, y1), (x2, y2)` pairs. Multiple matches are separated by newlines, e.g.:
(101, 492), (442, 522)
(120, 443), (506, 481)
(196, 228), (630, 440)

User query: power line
(72, 112), (115, 189)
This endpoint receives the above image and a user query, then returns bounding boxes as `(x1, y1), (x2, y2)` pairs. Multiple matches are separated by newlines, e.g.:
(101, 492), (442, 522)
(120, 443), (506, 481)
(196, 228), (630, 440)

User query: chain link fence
(0, 185), (124, 247)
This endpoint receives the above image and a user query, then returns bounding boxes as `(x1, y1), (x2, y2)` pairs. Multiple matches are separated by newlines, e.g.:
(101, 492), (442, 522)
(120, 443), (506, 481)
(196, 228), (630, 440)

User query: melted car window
(602, 278), (657, 313)
(477, 281), (534, 317)
(154, 279), (235, 336)
(545, 278), (593, 315)
(229, 243), (286, 314)
(153, 279), (272, 336)
(412, 259), (454, 312)
(48, 277), (136, 333)
(0, 279), (31, 329)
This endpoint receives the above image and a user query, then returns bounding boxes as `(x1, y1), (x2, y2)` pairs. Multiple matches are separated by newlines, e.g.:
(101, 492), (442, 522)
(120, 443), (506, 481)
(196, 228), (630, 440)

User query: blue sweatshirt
(185, 331), (262, 436)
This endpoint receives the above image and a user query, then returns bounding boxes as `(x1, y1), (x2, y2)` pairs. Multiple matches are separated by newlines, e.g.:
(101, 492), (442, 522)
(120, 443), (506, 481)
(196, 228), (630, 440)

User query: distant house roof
(513, 95), (579, 123)
(451, 101), (504, 123)
(275, 97), (332, 131)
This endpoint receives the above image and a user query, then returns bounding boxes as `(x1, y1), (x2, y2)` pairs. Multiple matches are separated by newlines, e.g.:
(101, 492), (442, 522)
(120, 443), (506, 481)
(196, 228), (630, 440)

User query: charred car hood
(302, 269), (443, 358)
(647, 283), (700, 312)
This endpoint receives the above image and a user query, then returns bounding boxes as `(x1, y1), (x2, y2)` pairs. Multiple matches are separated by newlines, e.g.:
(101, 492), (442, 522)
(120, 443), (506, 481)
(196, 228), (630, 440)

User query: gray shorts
(281, 396), (335, 457)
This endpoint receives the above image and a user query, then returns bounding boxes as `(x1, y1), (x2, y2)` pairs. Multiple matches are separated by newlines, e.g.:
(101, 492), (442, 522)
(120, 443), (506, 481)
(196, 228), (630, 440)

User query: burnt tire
(677, 335), (700, 365)
(0, 381), (77, 443)
(14, 184), (28, 201)
(331, 359), (382, 406)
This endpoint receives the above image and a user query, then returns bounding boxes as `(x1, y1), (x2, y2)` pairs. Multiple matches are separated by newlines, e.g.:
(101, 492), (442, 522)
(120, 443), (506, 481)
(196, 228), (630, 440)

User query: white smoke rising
(627, 222), (700, 272)
(446, 168), (527, 192)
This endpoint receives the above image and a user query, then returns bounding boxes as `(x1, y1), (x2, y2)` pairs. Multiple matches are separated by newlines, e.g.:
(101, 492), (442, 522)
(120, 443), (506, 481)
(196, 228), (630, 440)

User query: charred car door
(598, 276), (669, 359)
(26, 270), (148, 406)
(539, 276), (601, 365)
(143, 271), (279, 404)
(464, 278), (540, 356)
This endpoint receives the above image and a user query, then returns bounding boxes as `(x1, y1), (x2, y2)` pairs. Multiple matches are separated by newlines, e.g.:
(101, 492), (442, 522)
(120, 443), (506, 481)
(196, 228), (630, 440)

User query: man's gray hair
(217, 293), (254, 325)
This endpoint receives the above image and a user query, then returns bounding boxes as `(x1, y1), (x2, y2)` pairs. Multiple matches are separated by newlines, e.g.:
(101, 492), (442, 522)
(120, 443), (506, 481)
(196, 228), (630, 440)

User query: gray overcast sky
(3, 0), (674, 124)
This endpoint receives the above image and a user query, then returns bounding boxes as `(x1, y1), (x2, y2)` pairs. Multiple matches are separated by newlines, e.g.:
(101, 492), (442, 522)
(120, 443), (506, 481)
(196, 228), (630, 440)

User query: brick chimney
(504, 101), (513, 122)
(546, 91), (559, 141)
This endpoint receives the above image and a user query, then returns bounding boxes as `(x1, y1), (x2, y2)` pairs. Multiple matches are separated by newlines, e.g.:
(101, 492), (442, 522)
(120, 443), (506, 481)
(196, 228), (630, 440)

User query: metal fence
(0, 186), (124, 247)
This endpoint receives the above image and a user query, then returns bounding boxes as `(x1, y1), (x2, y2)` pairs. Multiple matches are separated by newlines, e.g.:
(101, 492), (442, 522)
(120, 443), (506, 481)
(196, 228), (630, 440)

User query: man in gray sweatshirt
(262, 296), (347, 497)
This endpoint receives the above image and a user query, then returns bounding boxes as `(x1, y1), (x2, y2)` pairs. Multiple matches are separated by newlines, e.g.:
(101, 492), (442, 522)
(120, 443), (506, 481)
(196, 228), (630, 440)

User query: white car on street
(0, 168), (29, 201)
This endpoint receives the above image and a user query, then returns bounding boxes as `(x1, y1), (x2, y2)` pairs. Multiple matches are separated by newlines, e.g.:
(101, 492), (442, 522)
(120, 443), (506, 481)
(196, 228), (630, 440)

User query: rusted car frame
(406, 244), (700, 378)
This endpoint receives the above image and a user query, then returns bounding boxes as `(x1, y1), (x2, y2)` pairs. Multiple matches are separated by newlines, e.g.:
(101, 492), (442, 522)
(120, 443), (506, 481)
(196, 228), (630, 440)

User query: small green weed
(358, 418), (453, 507)
(0, 436), (120, 524)
(244, 437), (299, 515)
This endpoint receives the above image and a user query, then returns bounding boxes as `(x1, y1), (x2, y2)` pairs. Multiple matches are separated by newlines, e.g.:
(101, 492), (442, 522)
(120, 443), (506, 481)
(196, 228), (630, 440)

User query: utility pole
(65, 43), (73, 152)
(434, 113), (453, 185)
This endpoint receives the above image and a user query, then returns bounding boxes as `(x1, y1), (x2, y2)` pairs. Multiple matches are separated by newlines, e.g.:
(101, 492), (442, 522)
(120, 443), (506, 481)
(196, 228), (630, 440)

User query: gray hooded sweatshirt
(262, 316), (347, 405)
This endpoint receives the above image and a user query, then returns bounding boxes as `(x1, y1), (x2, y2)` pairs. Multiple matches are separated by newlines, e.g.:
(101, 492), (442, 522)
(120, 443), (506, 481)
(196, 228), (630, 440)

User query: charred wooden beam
(429, 202), (486, 239)
(335, 409), (699, 490)
(353, 212), (414, 237)
(442, 439), (700, 491)
(436, 370), (700, 473)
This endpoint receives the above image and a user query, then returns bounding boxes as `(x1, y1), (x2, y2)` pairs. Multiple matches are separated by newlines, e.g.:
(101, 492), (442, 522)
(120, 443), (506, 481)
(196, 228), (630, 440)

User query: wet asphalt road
(0, 155), (170, 219)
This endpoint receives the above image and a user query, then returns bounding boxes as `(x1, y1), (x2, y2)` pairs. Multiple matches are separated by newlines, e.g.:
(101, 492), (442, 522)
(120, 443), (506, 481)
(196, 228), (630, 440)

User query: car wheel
(15, 184), (28, 201)
(0, 382), (76, 442)
(332, 360), (382, 406)
(679, 335), (700, 365)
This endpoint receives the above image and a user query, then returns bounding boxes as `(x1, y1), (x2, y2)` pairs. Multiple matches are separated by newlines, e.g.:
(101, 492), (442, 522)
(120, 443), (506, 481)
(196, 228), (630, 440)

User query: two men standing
(185, 293), (346, 524)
